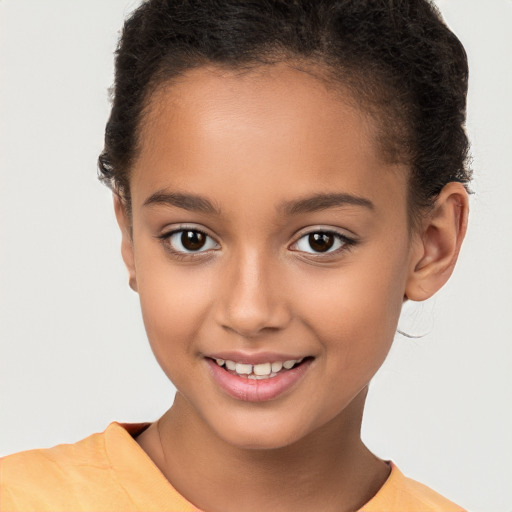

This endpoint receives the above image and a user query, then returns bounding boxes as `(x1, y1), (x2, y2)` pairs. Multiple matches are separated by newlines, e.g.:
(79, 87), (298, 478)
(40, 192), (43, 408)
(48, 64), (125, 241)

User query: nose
(215, 249), (292, 339)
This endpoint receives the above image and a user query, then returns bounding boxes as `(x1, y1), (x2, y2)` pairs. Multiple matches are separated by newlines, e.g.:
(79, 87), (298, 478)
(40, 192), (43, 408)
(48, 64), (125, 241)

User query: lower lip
(206, 358), (313, 402)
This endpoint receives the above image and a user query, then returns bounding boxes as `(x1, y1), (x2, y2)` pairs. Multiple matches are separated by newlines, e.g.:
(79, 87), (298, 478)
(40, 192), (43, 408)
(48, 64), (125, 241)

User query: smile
(206, 355), (314, 402)
(214, 358), (305, 379)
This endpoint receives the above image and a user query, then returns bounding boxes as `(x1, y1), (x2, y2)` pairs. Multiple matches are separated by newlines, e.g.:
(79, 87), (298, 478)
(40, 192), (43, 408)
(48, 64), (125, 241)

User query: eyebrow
(143, 190), (374, 216)
(278, 192), (375, 216)
(144, 190), (223, 215)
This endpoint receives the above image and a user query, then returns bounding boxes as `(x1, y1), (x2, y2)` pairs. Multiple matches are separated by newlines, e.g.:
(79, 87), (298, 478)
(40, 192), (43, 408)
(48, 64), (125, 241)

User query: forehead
(131, 63), (407, 216)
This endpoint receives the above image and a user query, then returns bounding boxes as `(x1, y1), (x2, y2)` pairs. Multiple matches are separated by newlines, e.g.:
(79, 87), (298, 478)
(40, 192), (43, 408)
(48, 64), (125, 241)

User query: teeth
(214, 357), (305, 376)
(253, 362), (271, 376)
(271, 361), (283, 372)
(248, 373), (278, 380)
(235, 362), (252, 375)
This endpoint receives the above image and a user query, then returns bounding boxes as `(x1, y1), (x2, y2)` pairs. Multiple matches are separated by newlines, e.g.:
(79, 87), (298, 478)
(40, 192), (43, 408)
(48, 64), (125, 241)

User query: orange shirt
(0, 422), (465, 512)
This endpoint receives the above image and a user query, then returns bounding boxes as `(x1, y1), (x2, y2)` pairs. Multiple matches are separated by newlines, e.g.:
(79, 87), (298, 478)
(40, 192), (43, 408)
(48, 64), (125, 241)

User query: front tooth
(271, 361), (283, 373)
(235, 362), (252, 374)
(226, 360), (237, 371)
(253, 362), (271, 376)
(283, 359), (297, 369)
(216, 358), (225, 366)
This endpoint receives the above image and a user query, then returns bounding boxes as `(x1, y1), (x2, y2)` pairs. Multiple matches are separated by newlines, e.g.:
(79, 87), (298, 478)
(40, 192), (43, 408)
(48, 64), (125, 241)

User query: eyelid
(289, 227), (358, 256)
(158, 222), (217, 238)
(156, 224), (358, 260)
(157, 224), (220, 258)
(292, 225), (357, 240)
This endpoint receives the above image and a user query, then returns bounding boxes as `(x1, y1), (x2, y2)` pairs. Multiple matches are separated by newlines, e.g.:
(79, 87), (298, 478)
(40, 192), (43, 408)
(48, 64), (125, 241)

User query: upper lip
(205, 351), (310, 365)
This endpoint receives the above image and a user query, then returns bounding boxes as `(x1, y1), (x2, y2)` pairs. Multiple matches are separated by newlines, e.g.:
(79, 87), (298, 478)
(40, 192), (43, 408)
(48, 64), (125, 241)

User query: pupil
(181, 231), (206, 251)
(309, 233), (334, 252)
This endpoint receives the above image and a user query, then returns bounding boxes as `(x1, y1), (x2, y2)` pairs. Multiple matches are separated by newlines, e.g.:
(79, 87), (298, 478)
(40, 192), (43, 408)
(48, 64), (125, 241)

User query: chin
(220, 430), (302, 451)
(210, 415), (313, 451)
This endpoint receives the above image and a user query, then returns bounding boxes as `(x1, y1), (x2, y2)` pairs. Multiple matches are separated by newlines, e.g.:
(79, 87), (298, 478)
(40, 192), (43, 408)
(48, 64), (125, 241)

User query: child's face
(122, 63), (418, 449)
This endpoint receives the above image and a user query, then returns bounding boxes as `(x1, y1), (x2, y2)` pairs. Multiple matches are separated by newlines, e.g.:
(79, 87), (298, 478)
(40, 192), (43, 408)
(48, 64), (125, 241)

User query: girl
(1, 1), (473, 510)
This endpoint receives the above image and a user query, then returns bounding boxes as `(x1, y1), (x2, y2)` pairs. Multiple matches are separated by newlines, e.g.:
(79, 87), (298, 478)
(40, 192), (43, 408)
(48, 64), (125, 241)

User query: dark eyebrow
(143, 190), (374, 217)
(278, 193), (375, 216)
(143, 190), (222, 215)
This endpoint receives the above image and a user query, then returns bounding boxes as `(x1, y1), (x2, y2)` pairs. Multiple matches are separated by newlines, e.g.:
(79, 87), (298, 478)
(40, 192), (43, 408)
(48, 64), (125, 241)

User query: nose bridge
(217, 245), (290, 338)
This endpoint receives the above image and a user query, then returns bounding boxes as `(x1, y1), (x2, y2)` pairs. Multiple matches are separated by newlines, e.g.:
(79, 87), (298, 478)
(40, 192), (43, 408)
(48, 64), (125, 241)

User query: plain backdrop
(1, 1), (511, 511)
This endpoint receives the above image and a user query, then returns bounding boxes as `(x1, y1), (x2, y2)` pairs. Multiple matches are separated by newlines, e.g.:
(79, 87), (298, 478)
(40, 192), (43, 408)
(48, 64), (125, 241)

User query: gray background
(1, 1), (511, 511)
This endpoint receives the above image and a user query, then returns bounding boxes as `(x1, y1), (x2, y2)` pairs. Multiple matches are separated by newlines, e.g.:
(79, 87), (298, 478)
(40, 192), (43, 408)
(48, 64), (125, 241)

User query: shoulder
(0, 422), (149, 512)
(359, 462), (467, 512)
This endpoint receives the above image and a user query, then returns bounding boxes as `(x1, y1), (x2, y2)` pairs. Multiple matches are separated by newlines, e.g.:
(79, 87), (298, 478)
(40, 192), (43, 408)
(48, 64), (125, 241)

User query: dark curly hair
(98, 0), (471, 228)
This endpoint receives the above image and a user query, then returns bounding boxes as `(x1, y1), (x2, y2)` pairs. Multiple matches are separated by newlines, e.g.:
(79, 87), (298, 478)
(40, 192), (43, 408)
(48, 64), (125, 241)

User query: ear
(405, 182), (469, 301)
(113, 194), (138, 292)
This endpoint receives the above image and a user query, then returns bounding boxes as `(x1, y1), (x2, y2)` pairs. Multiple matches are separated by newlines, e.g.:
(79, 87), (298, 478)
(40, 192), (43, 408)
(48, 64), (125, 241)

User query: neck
(138, 386), (389, 512)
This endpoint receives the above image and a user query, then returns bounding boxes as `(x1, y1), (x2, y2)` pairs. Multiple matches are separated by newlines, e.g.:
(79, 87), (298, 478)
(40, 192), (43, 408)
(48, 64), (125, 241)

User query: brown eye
(292, 230), (354, 255)
(164, 228), (219, 254)
(308, 233), (335, 252)
(181, 230), (206, 251)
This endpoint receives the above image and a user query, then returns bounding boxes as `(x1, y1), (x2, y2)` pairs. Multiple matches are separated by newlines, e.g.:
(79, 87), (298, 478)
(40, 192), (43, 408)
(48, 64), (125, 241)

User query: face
(121, 63), (419, 450)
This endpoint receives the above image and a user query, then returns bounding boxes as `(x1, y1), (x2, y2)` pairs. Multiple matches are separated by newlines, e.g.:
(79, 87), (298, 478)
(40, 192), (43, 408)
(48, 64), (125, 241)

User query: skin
(114, 62), (469, 512)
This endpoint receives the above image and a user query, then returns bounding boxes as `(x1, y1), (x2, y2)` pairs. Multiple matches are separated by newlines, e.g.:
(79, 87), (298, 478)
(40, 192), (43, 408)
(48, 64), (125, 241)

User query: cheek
(296, 251), (408, 368)
(135, 251), (215, 371)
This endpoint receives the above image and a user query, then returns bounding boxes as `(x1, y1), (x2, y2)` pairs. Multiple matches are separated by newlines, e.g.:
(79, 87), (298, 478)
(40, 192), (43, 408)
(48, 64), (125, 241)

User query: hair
(98, 0), (471, 229)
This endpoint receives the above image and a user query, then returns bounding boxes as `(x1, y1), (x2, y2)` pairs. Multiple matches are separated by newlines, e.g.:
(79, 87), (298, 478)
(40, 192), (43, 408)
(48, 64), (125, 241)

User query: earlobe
(405, 182), (469, 302)
(113, 194), (138, 293)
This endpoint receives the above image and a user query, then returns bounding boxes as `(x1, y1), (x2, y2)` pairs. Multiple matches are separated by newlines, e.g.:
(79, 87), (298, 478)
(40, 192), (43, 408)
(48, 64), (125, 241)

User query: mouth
(210, 356), (311, 380)
(205, 355), (314, 402)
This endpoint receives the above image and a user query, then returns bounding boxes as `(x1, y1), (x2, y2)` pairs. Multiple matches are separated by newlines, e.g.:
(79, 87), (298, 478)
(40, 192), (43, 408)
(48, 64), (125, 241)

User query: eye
(291, 230), (355, 255)
(160, 228), (219, 255)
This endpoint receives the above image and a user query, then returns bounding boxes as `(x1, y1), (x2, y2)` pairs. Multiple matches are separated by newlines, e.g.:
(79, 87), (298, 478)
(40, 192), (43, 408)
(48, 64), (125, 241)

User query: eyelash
(291, 230), (357, 257)
(157, 227), (218, 261)
(157, 227), (358, 261)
